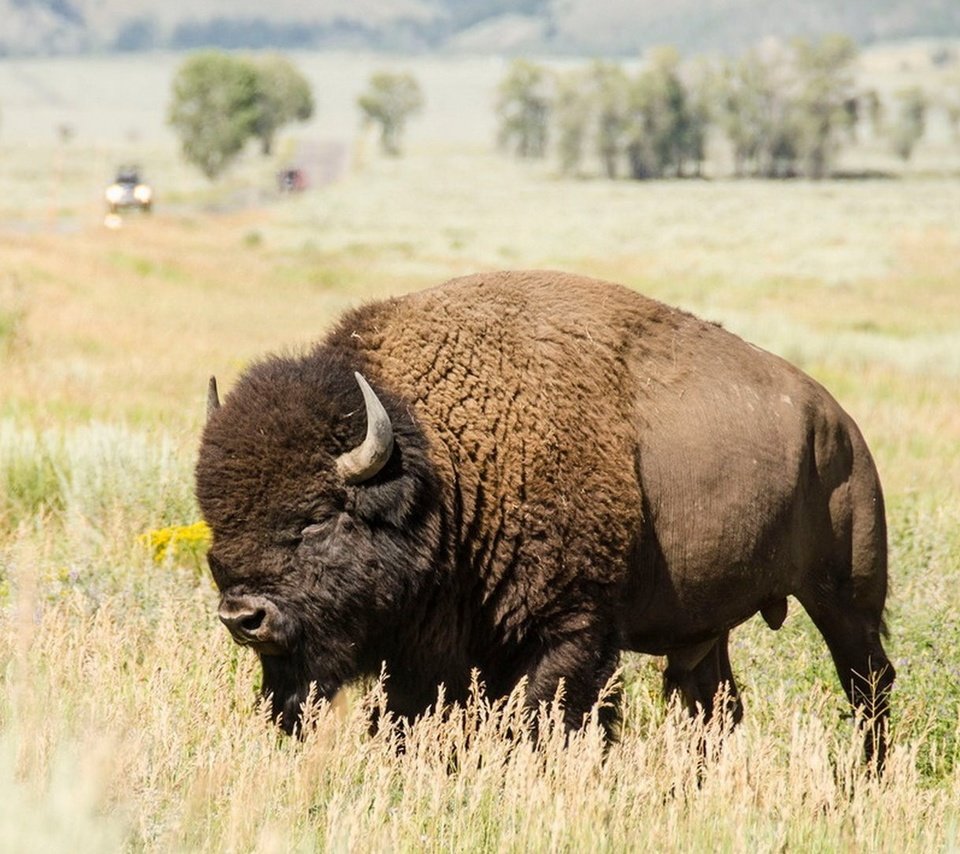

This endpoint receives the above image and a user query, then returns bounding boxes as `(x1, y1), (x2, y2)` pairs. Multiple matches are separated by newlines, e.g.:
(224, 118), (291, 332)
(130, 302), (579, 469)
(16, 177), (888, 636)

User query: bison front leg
(663, 632), (744, 728)
(522, 627), (622, 740)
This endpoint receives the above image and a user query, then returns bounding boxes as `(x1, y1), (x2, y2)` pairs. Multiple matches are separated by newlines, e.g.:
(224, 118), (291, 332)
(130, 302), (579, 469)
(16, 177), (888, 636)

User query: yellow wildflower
(140, 521), (211, 568)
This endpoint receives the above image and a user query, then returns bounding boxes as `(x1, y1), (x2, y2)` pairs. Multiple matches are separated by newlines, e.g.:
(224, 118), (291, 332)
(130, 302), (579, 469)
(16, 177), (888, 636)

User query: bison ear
(336, 372), (394, 485)
(207, 376), (221, 421)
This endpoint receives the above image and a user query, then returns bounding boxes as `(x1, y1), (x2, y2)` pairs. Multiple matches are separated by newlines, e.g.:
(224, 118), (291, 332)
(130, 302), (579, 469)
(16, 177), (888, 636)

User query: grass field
(1, 50), (960, 851)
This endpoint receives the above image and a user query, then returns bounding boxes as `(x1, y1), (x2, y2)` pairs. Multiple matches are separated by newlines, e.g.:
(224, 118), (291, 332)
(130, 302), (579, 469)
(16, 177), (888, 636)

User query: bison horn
(207, 376), (221, 420)
(336, 372), (394, 485)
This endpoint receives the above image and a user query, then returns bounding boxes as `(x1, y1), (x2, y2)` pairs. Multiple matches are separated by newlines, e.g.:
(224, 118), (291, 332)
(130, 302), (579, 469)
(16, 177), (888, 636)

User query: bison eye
(301, 523), (326, 538)
(275, 520), (327, 548)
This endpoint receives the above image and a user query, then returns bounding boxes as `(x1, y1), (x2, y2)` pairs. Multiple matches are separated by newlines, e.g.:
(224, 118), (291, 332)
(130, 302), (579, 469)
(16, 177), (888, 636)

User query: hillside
(2, 0), (960, 56)
(551, 0), (960, 54)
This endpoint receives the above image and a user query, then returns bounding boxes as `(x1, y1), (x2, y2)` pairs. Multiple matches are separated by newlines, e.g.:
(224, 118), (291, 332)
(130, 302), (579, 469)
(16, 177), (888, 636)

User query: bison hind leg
(799, 595), (895, 771)
(662, 631), (744, 729)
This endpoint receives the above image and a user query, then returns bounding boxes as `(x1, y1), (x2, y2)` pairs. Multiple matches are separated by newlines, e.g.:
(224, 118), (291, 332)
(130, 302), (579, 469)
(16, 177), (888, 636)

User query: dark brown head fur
(198, 350), (444, 729)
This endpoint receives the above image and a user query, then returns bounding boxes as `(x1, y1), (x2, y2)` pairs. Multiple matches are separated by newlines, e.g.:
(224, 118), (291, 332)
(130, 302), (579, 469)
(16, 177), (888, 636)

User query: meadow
(1, 50), (960, 851)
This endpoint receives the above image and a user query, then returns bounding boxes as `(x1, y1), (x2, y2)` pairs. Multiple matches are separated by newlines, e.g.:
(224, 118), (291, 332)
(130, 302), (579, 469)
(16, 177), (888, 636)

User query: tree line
(166, 43), (955, 181)
(496, 36), (953, 180)
(168, 52), (315, 179)
(168, 52), (423, 179)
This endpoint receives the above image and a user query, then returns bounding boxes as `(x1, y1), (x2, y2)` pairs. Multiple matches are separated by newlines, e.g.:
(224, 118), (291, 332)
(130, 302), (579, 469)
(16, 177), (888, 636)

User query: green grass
(0, 422), (194, 531)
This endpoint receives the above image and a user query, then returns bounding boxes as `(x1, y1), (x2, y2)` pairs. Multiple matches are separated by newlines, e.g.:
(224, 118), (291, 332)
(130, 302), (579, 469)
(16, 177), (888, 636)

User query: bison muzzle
(196, 270), (894, 764)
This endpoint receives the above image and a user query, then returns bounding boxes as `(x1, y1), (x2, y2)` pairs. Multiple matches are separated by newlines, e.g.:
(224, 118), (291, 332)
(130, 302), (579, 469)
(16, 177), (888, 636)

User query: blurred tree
(496, 60), (553, 159)
(357, 72), (424, 156)
(251, 55), (314, 155)
(682, 59), (714, 177)
(792, 34), (858, 179)
(554, 69), (591, 175)
(553, 61), (629, 178)
(625, 47), (690, 179)
(944, 73), (960, 141)
(717, 43), (798, 178)
(717, 53), (761, 176)
(889, 86), (927, 161)
(946, 101), (960, 141)
(862, 88), (885, 137)
(591, 62), (630, 179)
(168, 51), (259, 179)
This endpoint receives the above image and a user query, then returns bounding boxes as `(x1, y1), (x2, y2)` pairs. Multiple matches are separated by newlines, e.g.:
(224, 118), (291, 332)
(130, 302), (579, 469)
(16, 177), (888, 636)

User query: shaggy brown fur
(197, 270), (893, 762)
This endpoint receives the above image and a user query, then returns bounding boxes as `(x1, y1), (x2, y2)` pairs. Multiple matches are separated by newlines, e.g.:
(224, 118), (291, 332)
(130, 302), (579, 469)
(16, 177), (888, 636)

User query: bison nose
(218, 596), (283, 649)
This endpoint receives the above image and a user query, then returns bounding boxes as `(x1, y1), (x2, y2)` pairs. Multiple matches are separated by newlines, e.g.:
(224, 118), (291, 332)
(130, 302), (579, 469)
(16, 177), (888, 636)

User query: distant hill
(2, 0), (959, 56)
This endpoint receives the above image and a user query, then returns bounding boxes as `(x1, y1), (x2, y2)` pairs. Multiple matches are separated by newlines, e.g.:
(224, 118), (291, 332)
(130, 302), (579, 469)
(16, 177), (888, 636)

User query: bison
(197, 270), (894, 763)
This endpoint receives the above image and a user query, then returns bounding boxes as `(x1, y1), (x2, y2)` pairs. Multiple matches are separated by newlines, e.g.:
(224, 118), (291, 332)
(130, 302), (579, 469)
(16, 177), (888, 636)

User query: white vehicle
(105, 166), (153, 214)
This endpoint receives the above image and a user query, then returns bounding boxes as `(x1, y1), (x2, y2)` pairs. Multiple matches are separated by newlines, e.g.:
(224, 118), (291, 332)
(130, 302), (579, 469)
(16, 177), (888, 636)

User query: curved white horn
(207, 376), (221, 420)
(336, 372), (394, 484)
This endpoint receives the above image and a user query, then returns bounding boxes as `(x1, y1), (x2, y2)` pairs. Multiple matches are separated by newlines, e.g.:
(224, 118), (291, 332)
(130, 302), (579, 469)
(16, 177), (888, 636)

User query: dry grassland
(1, 50), (959, 851)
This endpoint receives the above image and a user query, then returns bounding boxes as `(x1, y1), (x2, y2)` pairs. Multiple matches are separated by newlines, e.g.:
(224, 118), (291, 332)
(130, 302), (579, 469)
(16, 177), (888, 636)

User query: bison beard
(196, 270), (895, 767)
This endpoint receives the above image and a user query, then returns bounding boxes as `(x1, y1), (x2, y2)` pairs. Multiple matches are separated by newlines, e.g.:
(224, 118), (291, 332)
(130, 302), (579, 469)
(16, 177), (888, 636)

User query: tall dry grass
(2, 557), (958, 851)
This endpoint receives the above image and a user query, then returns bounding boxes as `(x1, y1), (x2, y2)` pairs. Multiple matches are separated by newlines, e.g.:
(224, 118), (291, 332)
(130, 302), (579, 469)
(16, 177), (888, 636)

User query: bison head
(196, 354), (439, 733)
